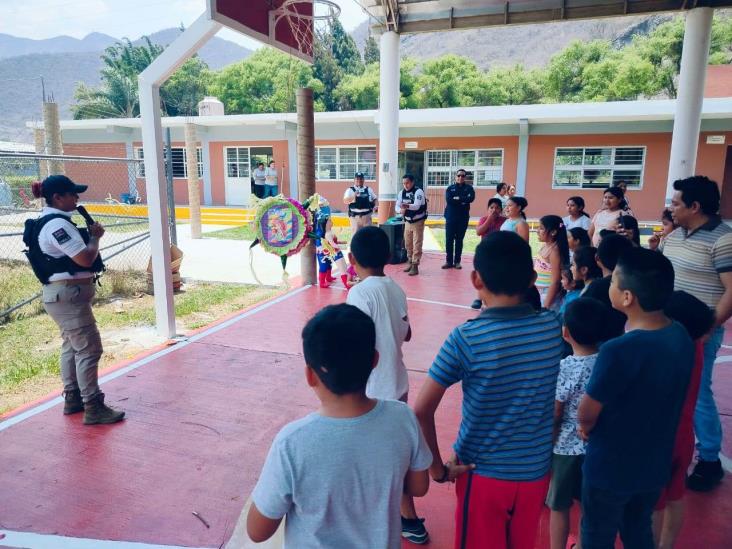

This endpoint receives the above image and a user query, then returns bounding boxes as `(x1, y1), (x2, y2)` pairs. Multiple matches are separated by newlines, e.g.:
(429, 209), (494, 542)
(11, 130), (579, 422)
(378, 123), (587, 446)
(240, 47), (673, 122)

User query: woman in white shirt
(563, 196), (591, 231)
(264, 160), (278, 198)
(588, 187), (628, 246)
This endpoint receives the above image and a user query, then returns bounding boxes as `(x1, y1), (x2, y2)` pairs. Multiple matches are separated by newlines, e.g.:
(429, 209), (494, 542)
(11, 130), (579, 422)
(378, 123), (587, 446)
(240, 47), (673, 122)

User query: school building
(40, 66), (732, 222)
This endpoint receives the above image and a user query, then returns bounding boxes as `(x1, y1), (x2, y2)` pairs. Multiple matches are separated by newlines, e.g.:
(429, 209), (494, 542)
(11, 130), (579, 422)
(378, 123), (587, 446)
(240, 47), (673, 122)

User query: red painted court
(1, 252), (731, 548)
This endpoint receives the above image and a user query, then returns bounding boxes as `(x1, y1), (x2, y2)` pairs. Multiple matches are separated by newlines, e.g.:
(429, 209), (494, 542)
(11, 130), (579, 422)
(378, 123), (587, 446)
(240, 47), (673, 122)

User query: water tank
(198, 96), (225, 117)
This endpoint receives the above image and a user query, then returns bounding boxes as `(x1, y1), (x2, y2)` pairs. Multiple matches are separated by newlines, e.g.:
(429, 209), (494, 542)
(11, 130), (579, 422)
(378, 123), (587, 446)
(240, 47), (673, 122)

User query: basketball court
(1, 253), (731, 548)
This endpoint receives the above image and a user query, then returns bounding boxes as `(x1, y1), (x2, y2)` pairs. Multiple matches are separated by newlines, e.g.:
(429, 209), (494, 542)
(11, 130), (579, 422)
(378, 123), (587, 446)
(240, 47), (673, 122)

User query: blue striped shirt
(429, 304), (563, 481)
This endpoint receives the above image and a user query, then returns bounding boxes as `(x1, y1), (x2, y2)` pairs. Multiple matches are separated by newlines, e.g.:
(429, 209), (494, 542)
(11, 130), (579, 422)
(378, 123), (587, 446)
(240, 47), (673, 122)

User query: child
(535, 215), (570, 310)
(471, 197), (507, 309)
(500, 196), (530, 242)
(572, 246), (602, 296)
(568, 227), (591, 257)
(345, 226), (426, 543)
(558, 268), (583, 317)
(652, 291), (715, 549)
(314, 206), (350, 289)
(346, 263), (359, 286)
(648, 209), (677, 251)
(578, 249), (694, 549)
(547, 297), (606, 549)
(247, 304), (432, 548)
(476, 198), (507, 240)
(415, 231), (564, 549)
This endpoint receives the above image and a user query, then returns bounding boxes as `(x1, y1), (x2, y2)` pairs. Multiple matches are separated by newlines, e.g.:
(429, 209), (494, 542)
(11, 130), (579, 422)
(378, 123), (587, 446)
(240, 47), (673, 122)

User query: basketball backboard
(208, 0), (314, 63)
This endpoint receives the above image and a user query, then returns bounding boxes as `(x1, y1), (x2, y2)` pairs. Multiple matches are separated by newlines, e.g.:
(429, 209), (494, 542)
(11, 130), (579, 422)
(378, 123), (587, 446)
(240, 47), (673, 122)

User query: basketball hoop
(270, 0), (341, 60)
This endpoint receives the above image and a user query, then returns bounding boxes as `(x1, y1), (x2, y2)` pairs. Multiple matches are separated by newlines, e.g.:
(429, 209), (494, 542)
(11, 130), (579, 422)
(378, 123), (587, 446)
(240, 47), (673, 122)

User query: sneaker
(454, 263), (462, 270)
(401, 517), (429, 545)
(470, 299), (482, 310)
(687, 458), (724, 491)
(441, 263), (453, 269)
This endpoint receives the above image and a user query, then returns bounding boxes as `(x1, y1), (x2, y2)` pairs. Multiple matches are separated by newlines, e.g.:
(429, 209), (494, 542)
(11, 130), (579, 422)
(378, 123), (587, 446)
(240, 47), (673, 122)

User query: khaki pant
(42, 282), (102, 403)
(404, 218), (426, 265)
(349, 212), (373, 235)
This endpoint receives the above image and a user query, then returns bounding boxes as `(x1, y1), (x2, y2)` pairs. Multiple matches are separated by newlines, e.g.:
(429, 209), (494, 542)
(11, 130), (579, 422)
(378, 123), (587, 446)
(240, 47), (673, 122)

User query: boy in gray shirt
(247, 304), (432, 548)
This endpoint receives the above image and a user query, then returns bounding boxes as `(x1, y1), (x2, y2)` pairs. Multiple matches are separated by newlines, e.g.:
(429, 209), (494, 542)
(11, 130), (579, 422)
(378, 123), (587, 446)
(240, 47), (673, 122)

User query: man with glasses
(443, 169), (475, 269)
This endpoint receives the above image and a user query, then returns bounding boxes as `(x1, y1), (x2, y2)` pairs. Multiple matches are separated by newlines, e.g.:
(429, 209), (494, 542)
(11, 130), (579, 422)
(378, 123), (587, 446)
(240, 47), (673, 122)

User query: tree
(331, 19), (363, 75)
(543, 40), (611, 102)
(363, 33), (380, 65)
(415, 55), (484, 108)
(480, 65), (545, 105)
(207, 48), (322, 114)
(334, 58), (420, 111)
(313, 27), (343, 111)
(161, 57), (211, 116)
(72, 38), (162, 119)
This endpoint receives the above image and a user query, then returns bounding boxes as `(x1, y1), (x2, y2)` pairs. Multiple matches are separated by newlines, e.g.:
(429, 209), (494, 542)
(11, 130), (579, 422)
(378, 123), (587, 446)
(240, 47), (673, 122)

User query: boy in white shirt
(247, 304), (431, 548)
(346, 226), (428, 545)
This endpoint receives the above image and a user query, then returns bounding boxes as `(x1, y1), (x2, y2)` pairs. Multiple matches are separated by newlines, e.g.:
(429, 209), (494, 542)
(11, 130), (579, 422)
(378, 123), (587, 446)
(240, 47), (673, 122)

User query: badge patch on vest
(52, 228), (72, 245)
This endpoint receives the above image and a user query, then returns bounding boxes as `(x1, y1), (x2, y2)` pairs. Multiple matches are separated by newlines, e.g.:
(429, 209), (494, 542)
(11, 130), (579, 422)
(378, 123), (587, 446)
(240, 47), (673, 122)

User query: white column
(516, 119), (529, 196)
(201, 133), (213, 205)
(138, 12), (221, 337)
(377, 31), (400, 223)
(666, 7), (713, 202)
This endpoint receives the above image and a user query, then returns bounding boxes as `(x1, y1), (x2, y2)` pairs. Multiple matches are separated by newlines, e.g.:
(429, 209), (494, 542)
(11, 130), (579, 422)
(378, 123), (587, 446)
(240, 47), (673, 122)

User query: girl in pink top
(589, 187), (628, 246)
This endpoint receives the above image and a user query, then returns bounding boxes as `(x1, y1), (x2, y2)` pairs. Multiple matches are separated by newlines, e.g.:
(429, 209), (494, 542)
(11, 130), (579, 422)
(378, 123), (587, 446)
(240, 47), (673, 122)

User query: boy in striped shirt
(415, 231), (564, 549)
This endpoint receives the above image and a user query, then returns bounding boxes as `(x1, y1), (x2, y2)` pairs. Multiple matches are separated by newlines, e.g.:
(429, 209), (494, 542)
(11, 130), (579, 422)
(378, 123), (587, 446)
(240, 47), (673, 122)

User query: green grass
(430, 227), (541, 256)
(0, 261), (278, 411)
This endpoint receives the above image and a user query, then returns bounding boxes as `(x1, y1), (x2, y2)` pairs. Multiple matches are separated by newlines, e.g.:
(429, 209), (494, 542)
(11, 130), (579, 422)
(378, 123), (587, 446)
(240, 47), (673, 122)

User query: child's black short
(546, 453), (584, 511)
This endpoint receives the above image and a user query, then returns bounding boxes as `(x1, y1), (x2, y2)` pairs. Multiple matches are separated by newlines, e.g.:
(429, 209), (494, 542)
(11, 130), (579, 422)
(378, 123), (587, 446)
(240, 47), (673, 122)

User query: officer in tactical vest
(27, 175), (124, 425)
(396, 174), (427, 276)
(343, 172), (378, 235)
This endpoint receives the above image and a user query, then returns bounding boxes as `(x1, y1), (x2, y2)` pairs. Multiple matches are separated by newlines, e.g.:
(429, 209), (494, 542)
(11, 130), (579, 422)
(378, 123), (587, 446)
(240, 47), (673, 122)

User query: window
(314, 146), (377, 180)
(226, 147), (250, 178)
(135, 147), (203, 179)
(553, 146), (645, 189)
(426, 149), (504, 187)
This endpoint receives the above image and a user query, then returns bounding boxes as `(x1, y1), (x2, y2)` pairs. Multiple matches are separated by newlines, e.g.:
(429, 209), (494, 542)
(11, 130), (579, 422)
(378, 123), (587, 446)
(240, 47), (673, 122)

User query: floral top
(554, 353), (598, 456)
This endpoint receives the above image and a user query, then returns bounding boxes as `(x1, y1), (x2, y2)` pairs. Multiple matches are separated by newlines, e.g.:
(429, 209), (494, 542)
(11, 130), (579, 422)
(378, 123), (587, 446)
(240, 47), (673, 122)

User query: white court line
(720, 453), (732, 474)
(407, 297), (473, 310)
(0, 286), (310, 433)
(715, 355), (732, 364)
(0, 530), (214, 549)
(325, 284), (474, 310)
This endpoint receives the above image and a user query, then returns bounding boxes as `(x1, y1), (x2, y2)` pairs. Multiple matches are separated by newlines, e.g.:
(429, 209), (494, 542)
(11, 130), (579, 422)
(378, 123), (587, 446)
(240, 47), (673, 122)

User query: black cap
(42, 175), (88, 195)
(354, 172), (365, 179)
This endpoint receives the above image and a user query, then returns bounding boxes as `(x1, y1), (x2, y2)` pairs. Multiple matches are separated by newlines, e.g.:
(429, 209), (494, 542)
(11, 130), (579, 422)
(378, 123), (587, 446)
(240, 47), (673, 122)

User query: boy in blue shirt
(247, 304), (432, 548)
(415, 231), (564, 549)
(578, 248), (694, 549)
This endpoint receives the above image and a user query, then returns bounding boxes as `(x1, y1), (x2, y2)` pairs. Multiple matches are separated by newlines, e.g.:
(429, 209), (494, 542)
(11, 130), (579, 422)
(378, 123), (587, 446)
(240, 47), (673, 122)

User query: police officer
(396, 174), (427, 276)
(343, 172), (378, 235)
(29, 175), (124, 425)
(443, 169), (475, 269)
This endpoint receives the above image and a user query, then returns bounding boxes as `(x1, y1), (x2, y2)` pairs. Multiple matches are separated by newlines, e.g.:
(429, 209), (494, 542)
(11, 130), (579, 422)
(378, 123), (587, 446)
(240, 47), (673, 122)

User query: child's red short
(454, 471), (550, 549)
(655, 430), (694, 510)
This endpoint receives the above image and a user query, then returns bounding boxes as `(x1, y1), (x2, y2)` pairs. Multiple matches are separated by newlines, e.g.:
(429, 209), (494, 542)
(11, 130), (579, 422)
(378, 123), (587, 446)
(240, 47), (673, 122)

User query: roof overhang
(27, 99), (732, 133)
(364, 1), (732, 34)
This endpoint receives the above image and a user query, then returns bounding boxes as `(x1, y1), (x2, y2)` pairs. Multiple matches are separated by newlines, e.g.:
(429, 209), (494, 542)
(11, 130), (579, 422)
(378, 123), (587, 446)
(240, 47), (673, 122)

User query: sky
(0, 0), (373, 48)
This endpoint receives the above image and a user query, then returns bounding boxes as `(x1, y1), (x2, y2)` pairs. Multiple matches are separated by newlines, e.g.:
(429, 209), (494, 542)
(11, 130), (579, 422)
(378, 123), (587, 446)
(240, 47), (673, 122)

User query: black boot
(63, 389), (84, 415)
(83, 393), (125, 425)
(687, 459), (724, 491)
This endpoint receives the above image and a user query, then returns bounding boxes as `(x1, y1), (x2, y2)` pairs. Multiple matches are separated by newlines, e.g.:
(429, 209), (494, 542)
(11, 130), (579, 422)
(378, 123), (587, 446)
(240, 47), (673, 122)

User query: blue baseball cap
(42, 175), (88, 195)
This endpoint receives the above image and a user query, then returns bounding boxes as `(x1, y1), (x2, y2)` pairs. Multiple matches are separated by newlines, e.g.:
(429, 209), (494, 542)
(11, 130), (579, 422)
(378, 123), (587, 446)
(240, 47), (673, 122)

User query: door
(720, 146), (732, 220)
(224, 147), (251, 206)
(398, 151), (425, 190)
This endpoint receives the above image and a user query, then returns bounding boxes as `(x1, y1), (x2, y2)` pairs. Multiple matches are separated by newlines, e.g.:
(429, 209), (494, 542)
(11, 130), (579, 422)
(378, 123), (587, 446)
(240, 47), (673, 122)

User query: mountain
(0, 32), (117, 58)
(0, 30), (253, 143)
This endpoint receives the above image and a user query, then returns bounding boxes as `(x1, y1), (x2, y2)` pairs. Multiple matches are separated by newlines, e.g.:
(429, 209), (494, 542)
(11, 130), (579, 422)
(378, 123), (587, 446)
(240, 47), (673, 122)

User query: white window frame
(225, 146), (251, 179)
(314, 145), (377, 181)
(425, 149), (504, 189)
(552, 146), (646, 190)
(135, 146), (203, 179)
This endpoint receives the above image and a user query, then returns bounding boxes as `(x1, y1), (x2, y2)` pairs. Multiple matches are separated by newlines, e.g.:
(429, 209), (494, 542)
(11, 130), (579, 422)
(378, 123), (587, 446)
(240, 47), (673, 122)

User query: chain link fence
(0, 152), (152, 320)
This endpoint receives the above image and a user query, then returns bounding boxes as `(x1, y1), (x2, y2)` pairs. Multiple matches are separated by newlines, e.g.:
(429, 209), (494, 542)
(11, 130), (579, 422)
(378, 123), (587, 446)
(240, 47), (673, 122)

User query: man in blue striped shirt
(415, 231), (563, 549)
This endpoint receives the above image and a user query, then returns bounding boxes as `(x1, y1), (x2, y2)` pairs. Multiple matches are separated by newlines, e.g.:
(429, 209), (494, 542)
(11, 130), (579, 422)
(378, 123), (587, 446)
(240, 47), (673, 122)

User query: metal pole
(166, 127), (177, 246)
(297, 88), (316, 287)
